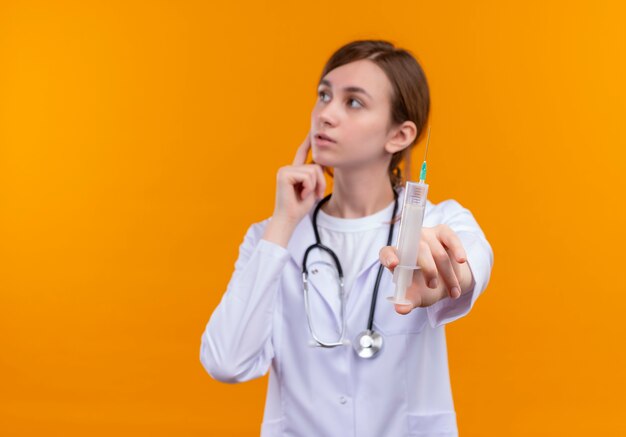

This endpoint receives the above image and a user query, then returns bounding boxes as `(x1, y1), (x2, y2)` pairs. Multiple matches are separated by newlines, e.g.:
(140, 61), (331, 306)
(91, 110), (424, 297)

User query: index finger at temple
(292, 132), (312, 166)
(437, 225), (467, 263)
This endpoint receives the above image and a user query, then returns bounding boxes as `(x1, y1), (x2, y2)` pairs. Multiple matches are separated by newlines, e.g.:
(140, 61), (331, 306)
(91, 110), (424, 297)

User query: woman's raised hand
(271, 130), (327, 225)
(379, 225), (471, 314)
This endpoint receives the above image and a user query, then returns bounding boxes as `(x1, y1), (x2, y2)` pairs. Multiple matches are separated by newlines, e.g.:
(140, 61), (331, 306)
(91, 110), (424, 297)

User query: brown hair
(317, 39), (431, 191)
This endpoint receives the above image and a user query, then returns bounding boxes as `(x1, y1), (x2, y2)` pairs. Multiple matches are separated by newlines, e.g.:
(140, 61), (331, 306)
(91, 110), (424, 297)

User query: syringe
(387, 128), (431, 306)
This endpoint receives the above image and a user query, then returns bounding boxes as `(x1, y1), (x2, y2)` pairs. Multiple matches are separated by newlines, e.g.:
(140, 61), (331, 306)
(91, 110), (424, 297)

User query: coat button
(339, 396), (347, 404)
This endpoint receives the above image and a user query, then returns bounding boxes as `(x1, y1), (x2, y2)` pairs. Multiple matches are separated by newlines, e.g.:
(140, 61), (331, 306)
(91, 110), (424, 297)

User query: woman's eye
(317, 91), (362, 109)
(348, 98), (363, 109)
(318, 90), (330, 102)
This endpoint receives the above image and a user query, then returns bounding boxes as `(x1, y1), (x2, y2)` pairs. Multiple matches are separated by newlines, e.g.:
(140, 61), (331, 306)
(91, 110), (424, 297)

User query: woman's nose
(317, 105), (337, 126)
(316, 102), (339, 127)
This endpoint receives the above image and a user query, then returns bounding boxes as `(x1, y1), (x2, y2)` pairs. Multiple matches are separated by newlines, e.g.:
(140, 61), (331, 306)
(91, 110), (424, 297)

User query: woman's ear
(384, 121), (417, 154)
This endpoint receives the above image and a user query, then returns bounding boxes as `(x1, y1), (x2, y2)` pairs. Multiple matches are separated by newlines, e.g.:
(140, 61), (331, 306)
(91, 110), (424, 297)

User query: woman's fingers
(381, 226), (467, 306)
(299, 165), (325, 199)
(436, 224), (467, 263)
(278, 167), (311, 198)
(416, 241), (438, 289)
(380, 242), (439, 291)
(291, 130), (324, 198)
(292, 131), (312, 166)
(379, 246), (399, 272)
(423, 232), (461, 299)
(298, 173), (315, 199)
(281, 167), (320, 200)
(313, 164), (326, 198)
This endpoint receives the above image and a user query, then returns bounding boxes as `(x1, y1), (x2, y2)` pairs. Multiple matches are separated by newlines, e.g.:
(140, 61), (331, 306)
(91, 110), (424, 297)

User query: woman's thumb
(379, 246), (398, 271)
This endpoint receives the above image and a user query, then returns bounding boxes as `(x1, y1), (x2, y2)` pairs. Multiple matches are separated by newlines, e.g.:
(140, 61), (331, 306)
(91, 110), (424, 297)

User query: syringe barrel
(394, 181), (428, 270)
(388, 181), (429, 305)
(392, 266), (414, 300)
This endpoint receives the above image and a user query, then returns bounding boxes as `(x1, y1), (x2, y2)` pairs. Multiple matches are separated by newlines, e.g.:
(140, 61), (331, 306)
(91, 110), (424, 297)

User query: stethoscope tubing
(301, 187), (400, 352)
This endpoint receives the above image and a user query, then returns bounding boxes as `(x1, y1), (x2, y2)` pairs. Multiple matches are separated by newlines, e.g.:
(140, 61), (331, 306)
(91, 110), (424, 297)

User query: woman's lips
(315, 137), (336, 146)
(314, 133), (336, 146)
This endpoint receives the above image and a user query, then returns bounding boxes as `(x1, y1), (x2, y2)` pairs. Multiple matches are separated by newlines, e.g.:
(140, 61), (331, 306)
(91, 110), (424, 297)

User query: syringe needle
(419, 126), (431, 183)
(423, 126), (431, 162)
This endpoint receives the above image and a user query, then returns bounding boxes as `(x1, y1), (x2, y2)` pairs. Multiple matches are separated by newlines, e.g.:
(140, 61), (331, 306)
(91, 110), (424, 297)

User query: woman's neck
(321, 164), (395, 218)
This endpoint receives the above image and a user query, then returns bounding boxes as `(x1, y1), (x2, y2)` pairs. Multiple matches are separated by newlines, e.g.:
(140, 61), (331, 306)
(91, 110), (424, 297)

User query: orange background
(1, 1), (625, 435)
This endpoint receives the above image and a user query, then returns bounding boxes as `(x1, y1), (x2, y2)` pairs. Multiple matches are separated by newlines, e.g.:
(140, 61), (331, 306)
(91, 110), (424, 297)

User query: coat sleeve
(426, 199), (494, 328)
(200, 219), (290, 383)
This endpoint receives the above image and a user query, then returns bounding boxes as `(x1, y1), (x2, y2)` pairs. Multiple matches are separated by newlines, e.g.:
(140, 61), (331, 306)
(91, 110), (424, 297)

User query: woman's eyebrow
(318, 79), (372, 100)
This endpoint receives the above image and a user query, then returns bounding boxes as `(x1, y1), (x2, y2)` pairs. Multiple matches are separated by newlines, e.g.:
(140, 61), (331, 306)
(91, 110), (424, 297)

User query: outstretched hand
(379, 224), (473, 314)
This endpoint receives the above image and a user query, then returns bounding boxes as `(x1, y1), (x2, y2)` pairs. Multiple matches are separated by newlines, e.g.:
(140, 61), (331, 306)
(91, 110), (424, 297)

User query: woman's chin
(311, 151), (335, 168)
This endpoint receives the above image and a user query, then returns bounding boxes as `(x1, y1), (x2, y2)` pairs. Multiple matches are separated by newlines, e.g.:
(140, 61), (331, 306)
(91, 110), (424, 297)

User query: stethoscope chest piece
(353, 329), (383, 359)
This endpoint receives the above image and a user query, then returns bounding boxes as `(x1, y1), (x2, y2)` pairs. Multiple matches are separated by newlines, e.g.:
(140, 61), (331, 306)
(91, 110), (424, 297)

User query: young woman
(201, 40), (494, 437)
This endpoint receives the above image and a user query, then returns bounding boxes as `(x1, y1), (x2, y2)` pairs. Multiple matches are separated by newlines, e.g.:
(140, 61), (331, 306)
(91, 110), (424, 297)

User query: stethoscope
(301, 187), (400, 359)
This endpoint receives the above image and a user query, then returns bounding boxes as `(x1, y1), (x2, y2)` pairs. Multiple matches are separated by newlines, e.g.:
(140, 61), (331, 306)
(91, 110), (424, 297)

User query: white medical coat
(201, 188), (494, 437)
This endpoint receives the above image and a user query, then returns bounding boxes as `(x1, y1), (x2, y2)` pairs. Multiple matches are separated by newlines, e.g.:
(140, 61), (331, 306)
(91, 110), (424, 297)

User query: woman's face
(310, 59), (396, 169)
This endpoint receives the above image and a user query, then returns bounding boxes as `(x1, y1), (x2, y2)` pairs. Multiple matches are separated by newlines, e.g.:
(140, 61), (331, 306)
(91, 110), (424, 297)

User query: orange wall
(1, 1), (625, 435)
